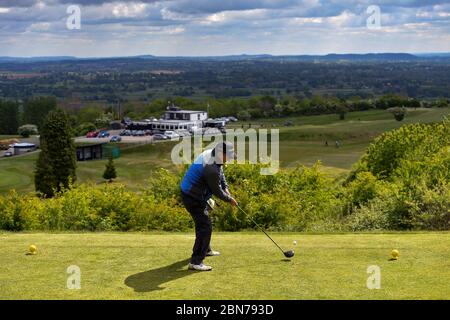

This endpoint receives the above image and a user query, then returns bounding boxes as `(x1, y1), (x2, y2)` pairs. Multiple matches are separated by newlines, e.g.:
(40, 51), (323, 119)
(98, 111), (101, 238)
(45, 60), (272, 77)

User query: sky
(0, 0), (449, 57)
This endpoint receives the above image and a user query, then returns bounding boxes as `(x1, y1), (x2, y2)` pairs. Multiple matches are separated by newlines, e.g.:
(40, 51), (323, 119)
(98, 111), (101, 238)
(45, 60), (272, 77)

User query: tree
(103, 155), (117, 182)
(76, 105), (103, 124)
(237, 109), (251, 121)
(0, 100), (19, 135)
(35, 109), (77, 197)
(23, 97), (57, 131)
(94, 112), (114, 128)
(336, 105), (349, 120)
(274, 102), (284, 117)
(388, 107), (407, 121)
(75, 122), (96, 136)
(18, 124), (38, 138)
(433, 98), (449, 108)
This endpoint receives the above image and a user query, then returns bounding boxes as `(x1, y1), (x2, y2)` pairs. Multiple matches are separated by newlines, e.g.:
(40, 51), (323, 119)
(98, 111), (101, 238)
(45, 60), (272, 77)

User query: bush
(18, 124), (38, 138)
(0, 183), (192, 232)
(0, 191), (41, 231)
(76, 122), (96, 136)
(103, 155), (117, 182)
(410, 183), (450, 230)
(353, 119), (450, 179)
(388, 107), (407, 121)
(344, 171), (382, 212)
(211, 162), (343, 231)
(345, 202), (390, 231)
(346, 119), (450, 230)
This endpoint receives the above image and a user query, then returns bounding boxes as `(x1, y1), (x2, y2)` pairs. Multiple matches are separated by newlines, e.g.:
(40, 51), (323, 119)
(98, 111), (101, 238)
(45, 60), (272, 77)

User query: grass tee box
(0, 232), (449, 300)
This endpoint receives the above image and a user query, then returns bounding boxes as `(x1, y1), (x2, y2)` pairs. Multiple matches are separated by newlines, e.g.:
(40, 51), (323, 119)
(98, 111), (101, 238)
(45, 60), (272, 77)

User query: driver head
(284, 250), (295, 258)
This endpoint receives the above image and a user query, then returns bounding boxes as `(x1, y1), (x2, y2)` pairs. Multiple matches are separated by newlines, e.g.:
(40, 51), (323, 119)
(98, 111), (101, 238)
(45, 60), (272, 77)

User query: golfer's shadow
(125, 258), (192, 292)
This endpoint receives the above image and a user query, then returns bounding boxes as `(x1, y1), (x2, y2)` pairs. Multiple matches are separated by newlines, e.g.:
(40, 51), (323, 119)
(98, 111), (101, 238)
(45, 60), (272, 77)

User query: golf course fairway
(0, 232), (449, 300)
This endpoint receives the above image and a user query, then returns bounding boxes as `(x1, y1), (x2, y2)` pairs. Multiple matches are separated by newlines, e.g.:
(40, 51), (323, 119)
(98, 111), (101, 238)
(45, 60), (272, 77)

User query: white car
(164, 131), (180, 140)
(177, 130), (191, 137)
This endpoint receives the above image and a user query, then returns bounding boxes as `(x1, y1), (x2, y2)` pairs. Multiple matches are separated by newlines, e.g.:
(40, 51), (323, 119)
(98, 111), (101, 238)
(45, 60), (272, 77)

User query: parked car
(119, 129), (131, 136)
(110, 135), (122, 143)
(86, 131), (99, 138)
(228, 116), (238, 122)
(98, 131), (110, 138)
(153, 134), (168, 141)
(3, 151), (13, 157)
(177, 130), (191, 137)
(216, 117), (230, 123)
(164, 131), (180, 140)
(131, 130), (144, 136)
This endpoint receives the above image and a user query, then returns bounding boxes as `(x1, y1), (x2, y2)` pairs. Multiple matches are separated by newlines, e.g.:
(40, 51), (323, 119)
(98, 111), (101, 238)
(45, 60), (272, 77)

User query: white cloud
(27, 22), (52, 31)
(0, 0), (449, 56)
(112, 2), (147, 18)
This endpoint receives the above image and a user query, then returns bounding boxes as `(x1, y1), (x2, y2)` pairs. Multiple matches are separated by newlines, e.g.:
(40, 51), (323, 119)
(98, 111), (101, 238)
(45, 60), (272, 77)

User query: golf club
(236, 205), (295, 258)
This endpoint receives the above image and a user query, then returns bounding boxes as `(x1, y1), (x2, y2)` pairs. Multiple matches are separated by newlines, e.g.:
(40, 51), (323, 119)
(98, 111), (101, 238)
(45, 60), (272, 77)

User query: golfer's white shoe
(188, 263), (212, 271)
(206, 250), (220, 256)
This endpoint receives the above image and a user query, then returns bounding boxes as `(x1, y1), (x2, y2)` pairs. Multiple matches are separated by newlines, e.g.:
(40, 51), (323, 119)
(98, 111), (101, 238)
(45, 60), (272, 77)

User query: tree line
(0, 97), (56, 135)
(130, 94), (448, 121)
(1, 94), (448, 136)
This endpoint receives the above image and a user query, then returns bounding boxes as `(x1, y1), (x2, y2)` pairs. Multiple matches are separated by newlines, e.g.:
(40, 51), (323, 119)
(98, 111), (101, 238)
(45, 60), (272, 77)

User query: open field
(0, 232), (449, 299)
(0, 108), (448, 194)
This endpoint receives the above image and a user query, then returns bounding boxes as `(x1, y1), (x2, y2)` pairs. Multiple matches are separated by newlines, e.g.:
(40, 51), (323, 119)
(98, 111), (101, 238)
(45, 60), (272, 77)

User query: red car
(86, 131), (100, 138)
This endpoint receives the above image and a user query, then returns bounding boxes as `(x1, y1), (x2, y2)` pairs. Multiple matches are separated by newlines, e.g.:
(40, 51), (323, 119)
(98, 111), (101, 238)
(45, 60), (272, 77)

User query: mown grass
(0, 232), (448, 299)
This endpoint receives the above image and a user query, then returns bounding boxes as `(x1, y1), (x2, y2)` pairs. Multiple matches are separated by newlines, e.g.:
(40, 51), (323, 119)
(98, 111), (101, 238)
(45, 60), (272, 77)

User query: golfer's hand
(230, 197), (238, 207)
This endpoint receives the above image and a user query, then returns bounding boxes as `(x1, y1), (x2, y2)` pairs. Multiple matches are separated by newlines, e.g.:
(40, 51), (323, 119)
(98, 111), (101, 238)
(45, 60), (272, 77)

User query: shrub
(131, 197), (192, 231)
(103, 155), (117, 182)
(353, 119), (449, 179)
(344, 171), (382, 212)
(76, 122), (96, 136)
(18, 124), (38, 138)
(144, 168), (183, 202)
(410, 183), (450, 230)
(345, 202), (390, 231)
(388, 107), (407, 121)
(0, 191), (41, 231)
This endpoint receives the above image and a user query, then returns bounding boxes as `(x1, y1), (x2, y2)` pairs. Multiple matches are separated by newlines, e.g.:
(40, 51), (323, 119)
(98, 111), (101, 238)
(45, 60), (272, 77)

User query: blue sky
(0, 0), (449, 57)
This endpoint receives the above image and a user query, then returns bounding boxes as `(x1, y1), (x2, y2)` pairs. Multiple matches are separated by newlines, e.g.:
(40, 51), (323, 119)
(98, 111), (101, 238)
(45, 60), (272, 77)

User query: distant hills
(0, 56), (77, 63)
(0, 53), (449, 64)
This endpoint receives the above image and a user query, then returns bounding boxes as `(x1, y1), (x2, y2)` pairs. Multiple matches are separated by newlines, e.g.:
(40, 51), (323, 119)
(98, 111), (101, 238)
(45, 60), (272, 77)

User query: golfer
(180, 141), (238, 271)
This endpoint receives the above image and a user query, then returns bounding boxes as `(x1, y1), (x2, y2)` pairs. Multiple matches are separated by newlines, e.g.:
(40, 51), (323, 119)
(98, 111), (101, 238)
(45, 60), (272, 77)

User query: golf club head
(284, 250), (295, 258)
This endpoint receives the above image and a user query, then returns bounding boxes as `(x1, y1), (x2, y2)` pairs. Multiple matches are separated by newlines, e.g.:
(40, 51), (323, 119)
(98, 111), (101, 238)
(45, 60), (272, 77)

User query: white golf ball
(293, 240), (297, 246)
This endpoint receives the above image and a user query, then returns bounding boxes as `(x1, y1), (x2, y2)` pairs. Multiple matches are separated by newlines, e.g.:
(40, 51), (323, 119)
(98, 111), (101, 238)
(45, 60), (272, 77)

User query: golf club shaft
(236, 204), (286, 254)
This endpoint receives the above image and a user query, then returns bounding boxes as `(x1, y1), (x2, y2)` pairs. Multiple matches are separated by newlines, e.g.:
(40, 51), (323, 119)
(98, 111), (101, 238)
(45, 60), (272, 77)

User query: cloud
(0, 0), (448, 56)
(0, 0), (37, 7)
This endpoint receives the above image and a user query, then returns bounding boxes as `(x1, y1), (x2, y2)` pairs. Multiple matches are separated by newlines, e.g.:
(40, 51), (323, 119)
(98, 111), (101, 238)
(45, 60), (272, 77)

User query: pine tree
(103, 155), (117, 182)
(35, 109), (76, 197)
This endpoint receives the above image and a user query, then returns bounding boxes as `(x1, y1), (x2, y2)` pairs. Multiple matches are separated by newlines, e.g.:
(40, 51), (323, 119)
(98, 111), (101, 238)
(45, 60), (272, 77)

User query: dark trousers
(181, 193), (212, 265)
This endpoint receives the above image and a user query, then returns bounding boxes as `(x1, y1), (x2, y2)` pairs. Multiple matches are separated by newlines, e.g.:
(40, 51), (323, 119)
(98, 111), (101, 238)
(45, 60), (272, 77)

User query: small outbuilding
(13, 143), (36, 155)
(76, 142), (105, 161)
(75, 142), (120, 161)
